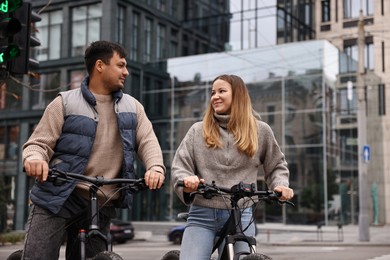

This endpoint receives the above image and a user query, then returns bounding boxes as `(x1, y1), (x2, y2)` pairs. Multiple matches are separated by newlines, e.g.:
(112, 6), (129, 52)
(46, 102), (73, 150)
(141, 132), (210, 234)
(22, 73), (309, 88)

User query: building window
(170, 0), (178, 18)
(70, 70), (85, 90)
(71, 3), (102, 57)
(321, 0), (330, 22)
(344, 0), (374, 18)
(276, 4), (292, 43)
(170, 29), (178, 58)
(0, 79), (23, 110)
(296, 0), (314, 41)
(267, 105), (275, 125)
(32, 72), (60, 110)
(157, 24), (166, 60)
(144, 18), (153, 62)
(379, 84), (386, 116)
(339, 88), (357, 115)
(366, 42), (375, 70)
(117, 5), (125, 44)
(35, 10), (63, 61)
(157, 0), (166, 12)
(130, 12), (140, 61)
(0, 125), (19, 160)
(344, 40), (374, 70)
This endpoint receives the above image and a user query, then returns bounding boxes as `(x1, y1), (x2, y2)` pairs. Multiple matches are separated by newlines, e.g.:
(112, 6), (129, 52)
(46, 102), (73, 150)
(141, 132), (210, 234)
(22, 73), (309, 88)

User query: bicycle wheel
(7, 249), (23, 260)
(92, 251), (124, 260)
(242, 253), (273, 260)
(161, 250), (180, 260)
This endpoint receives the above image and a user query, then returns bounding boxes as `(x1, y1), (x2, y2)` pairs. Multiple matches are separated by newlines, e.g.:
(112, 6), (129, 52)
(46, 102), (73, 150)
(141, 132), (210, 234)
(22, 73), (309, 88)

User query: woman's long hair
(203, 74), (258, 157)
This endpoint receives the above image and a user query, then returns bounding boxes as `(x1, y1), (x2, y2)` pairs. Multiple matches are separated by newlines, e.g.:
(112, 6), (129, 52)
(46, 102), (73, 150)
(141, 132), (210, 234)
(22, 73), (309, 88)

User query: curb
(261, 242), (390, 247)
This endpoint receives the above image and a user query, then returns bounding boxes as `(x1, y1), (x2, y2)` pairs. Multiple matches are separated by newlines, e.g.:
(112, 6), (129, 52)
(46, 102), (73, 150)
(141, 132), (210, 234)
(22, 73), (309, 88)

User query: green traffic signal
(0, 44), (20, 63)
(0, 0), (23, 14)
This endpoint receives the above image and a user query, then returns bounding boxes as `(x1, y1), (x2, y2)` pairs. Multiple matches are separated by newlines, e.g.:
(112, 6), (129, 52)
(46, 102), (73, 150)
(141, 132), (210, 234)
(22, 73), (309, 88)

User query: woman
(171, 74), (294, 260)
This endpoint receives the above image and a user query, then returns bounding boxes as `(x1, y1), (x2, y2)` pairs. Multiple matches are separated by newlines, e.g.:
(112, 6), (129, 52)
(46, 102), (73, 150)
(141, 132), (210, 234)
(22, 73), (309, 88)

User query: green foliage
(0, 173), (14, 232)
(0, 232), (24, 245)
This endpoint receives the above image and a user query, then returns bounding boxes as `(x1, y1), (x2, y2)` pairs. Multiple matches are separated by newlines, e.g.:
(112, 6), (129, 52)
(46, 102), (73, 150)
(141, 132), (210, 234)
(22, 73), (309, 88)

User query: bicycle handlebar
(48, 168), (148, 193)
(177, 180), (294, 206)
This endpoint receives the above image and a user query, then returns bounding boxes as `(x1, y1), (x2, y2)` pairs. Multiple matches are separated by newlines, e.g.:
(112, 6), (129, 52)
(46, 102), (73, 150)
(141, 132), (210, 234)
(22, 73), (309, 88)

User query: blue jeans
(180, 205), (255, 260)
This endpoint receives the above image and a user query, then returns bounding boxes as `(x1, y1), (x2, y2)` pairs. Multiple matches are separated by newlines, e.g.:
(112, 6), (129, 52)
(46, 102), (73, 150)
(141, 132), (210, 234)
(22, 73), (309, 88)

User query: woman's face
(211, 79), (233, 115)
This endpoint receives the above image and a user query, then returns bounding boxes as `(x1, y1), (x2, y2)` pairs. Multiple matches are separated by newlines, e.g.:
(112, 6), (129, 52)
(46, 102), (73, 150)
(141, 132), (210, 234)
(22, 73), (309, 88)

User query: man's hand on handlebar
(182, 176), (205, 193)
(24, 159), (49, 182)
(274, 186), (294, 201)
(144, 168), (165, 190)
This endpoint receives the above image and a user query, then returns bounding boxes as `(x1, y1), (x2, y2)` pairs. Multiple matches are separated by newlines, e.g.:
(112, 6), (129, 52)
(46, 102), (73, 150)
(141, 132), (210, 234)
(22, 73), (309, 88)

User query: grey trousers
(21, 196), (115, 260)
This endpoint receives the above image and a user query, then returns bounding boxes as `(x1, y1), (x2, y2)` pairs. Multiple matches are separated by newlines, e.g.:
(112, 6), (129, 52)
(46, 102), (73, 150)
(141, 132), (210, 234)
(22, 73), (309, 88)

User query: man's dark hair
(84, 41), (127, 75)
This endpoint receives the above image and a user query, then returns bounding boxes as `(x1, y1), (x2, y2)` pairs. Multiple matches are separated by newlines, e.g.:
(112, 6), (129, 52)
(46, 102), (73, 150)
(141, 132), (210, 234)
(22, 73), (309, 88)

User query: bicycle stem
(89, 185), (99, 230)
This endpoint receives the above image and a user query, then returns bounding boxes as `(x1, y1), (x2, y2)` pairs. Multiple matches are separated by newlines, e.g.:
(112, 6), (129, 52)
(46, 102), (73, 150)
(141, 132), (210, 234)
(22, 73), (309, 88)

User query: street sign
(363, 145), (370, 163)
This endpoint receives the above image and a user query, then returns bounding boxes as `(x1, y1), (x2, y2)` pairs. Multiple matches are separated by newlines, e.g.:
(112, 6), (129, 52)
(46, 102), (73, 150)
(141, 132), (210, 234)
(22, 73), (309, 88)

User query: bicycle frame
(48, 169), (147, 260)
(8, 169), (147, 260)
(212, 193), (257, 260)
(78, 184), (113, 260)
(162, 181), (293, 260)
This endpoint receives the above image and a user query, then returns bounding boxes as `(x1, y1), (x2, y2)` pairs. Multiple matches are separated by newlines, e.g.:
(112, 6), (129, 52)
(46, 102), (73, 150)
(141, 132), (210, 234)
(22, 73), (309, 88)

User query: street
(2, 239), (390, 260)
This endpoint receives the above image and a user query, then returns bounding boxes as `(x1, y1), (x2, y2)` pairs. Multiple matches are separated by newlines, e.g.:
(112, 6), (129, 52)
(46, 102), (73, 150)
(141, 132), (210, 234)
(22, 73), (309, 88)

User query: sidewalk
(132, 221), (390, 247)
(255, 223), (390, 246)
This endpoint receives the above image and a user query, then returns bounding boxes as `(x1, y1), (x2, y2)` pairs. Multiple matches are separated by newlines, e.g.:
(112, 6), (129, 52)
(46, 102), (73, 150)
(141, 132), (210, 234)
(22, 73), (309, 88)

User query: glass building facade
(160, 39), (359, 225)
(0, 38), (362, 230)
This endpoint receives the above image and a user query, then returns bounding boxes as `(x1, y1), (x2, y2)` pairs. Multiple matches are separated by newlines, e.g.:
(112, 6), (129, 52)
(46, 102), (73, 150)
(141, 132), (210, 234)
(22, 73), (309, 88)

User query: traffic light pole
(357, 9), (370, 242)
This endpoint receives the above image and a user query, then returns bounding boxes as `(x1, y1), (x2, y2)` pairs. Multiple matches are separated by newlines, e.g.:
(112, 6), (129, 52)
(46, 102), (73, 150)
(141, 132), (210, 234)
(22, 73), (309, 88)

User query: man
(22, 41), (165, 259)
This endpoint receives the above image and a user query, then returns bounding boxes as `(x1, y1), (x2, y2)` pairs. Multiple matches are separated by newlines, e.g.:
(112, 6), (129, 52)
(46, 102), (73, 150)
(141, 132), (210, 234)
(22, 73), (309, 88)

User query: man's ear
(95, 59), (104, 73)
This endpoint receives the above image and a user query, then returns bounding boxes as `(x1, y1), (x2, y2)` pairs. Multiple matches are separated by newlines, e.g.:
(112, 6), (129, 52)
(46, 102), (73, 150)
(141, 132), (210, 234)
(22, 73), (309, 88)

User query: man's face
(101, 52), (129, 92)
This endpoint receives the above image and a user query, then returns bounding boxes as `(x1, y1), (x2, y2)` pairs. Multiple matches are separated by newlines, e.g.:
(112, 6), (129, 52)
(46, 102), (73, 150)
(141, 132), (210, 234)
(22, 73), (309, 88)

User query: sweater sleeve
(260, 122), (290, 190)
(134, 99), (166, 175)
(22, 96), (64, 163)
(171, 124), (199, 205)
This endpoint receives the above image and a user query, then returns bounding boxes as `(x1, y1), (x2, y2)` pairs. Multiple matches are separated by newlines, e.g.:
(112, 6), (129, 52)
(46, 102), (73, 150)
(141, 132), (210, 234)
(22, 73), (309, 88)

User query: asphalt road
(2, 240), (390, 260)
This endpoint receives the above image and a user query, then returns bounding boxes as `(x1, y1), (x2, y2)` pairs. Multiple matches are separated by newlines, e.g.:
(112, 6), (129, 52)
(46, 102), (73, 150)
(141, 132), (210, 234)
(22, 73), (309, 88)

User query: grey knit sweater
(171, 114), (290, 209)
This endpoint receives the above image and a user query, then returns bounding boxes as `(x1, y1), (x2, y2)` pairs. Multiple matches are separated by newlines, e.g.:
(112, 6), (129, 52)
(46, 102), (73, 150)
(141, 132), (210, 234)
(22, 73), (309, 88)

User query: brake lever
(278, 200), (295, 207)
(127, 179), (148, 193)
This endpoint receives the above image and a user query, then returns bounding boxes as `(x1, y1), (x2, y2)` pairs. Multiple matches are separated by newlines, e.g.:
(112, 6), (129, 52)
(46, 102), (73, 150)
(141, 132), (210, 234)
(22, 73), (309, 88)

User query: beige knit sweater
(23, 94), (165, 202)
(171, 114), (290, 209)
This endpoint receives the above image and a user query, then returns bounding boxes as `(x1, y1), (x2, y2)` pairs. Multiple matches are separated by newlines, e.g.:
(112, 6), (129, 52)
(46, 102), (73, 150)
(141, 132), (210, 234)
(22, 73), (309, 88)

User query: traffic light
(0, 0), (23, 71)
(9, 2), (41, 75)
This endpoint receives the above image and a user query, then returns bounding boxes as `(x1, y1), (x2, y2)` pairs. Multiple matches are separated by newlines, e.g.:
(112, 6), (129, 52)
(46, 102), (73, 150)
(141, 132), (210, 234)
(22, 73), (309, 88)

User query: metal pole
(281, 75), (286, 224)
(322, 58), (328, 226)
(357, 9), (370, 242)
(168, 76), (175, 220)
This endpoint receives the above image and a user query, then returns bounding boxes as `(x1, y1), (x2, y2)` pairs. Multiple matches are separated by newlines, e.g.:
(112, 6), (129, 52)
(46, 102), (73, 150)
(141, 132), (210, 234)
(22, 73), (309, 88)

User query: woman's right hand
(182, 176), (205, 193)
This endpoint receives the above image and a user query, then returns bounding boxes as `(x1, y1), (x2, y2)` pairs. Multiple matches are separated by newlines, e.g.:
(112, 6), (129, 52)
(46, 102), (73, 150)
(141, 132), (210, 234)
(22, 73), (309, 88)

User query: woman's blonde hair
(203, 74), (259, 157)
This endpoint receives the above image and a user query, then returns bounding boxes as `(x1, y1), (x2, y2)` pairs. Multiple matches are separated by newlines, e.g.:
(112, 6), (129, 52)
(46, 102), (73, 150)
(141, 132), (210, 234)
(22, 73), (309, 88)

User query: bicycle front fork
(78, 228), (113, 260)
(225, 234), (257, 260)
(79, 229), (87, 260)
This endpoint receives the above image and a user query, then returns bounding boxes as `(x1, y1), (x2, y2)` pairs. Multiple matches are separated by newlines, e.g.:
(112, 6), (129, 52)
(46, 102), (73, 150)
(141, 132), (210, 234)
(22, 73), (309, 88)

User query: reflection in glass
(163, 40), (358, 225)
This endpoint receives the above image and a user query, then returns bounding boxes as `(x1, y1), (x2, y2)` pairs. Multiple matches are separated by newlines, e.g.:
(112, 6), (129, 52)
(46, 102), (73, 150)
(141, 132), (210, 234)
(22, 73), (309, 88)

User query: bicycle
(161, 180), (294, 260)
(7, 168), (148, 260)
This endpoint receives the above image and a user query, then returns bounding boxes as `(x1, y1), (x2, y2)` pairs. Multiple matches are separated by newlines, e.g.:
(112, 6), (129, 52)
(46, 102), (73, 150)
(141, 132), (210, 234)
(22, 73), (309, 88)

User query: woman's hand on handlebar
(24, 159), (49, 182)
(274, 186), (294, 201)
(182, 176), (205, 193)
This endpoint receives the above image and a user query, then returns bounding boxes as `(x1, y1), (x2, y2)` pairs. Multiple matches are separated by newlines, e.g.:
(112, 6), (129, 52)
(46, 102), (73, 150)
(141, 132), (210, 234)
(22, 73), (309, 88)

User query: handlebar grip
(176, 180), (205, 190)
(274, 191), (282, 197)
